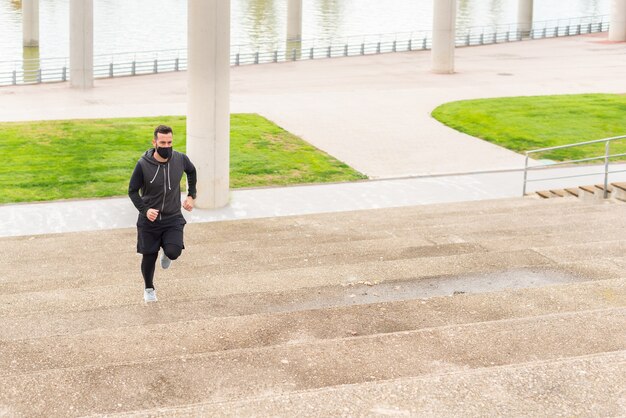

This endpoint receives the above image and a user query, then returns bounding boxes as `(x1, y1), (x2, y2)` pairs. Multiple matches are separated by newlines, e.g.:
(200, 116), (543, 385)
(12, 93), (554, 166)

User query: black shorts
(136, 214), (186, 255)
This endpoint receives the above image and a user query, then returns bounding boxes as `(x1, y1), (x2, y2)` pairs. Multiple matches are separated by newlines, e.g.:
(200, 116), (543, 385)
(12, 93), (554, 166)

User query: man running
(128, 125), (197, 302)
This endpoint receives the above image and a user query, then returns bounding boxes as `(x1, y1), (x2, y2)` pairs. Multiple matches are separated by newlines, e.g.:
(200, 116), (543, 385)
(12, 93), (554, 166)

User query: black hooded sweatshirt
(128, 149), (197, 221)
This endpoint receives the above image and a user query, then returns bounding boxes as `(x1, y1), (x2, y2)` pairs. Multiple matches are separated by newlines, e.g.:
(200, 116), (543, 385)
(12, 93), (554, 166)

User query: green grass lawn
(0, 114), (366, 204)
(432, 93), (626, 161)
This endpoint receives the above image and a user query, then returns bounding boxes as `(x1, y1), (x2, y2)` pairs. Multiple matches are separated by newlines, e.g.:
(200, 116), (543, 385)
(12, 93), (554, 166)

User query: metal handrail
(522, 135), (626, 197)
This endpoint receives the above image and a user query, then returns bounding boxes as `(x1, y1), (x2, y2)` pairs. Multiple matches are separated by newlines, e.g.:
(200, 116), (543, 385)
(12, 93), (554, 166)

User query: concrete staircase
(0, 197), (624, 417)
(531, 181), (626, 202)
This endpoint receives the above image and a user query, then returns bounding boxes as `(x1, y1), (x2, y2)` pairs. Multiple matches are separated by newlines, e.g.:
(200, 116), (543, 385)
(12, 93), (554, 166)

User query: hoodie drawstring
(149, 165), (160, 183)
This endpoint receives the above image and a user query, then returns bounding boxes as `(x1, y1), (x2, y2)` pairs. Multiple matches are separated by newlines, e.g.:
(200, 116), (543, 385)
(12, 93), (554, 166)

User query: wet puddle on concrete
(271, 268), (587, 313)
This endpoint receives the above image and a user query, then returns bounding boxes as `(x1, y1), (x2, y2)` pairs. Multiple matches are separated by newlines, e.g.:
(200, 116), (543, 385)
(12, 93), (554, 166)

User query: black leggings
(141, 244), (182, 289)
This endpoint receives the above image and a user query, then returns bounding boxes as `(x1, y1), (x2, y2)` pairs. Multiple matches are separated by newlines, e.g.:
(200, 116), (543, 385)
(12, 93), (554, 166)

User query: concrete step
(105, 351), (626, 418)
(2, 278), (624, 375)
(0, 197), (610, 262)
(2, 203), (623, 290)
(531, 239), (626, 263)
(612, 182), (626, 201)
(2, 276), (622, 342)
(532, 182), (626, 203)
(535, 190), (553, 199)
(4, 220), (626, 299)
(0, 308), (623, 416)
(0, 205), (615, 266)
(0, 239), (484, 287)
(465, 223), (624, 248)
(0, 248), (558, 317)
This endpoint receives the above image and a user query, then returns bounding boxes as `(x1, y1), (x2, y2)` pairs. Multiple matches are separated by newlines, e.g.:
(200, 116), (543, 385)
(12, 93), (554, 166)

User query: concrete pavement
(2, 196), (625, 416)
(3, 164), (626, 238)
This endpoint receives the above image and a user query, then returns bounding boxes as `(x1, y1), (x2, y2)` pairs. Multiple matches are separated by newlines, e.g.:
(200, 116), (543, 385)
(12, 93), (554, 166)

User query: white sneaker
(144, 288), (157, 303)
(161, 253), (172, 269)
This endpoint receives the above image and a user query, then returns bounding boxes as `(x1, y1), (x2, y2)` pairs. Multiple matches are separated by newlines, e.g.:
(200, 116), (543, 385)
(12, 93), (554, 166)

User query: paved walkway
(2, 164), (625, 238)
(1, 32), (625, 237)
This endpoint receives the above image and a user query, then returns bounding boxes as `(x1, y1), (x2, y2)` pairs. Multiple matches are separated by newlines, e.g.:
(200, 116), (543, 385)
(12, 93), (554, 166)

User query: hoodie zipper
(160, 164), (167, 220)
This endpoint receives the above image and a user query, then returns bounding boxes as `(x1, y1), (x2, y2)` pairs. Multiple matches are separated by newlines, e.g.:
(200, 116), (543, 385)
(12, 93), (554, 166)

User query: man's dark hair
(154, 125), (173, 139)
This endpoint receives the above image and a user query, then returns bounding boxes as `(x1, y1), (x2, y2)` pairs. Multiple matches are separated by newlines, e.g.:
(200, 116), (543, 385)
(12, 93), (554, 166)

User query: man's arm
(183, 154), (197, 199)
(128, 163), (147, 215)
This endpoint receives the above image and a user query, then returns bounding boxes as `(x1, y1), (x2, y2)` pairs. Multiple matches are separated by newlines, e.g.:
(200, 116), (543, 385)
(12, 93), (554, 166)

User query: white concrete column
(187, 0), (231, 209)
(432, 0), (456, 74)
(23, 46), (40, 83)
(609, 0), (626, 41)
(70, 0), (93, 89)
(287, 0), (303, 59)
(287, 0), (303, 42)
(518, 0), (534, 37)
(22, 0), (39, 47)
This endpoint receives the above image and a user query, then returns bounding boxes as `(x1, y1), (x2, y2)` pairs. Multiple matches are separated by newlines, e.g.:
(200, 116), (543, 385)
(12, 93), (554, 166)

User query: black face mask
(156, 146), (172, 159)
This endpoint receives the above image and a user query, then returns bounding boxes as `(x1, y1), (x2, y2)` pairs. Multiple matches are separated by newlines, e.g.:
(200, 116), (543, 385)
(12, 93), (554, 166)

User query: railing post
(392, 40), (397, 52)
(588, 23), (592, 33)
(408, 39), (412, 51)
(292, 48), (297, 61)
(466, 33), (471, 45)
(174, 58), (179, 71)
(235, 53), (240, 66)
(273, 50), (278, 62)
(360, 43), (365, 55)
(344, 44), (348, 56)
(422, 37), (427, 49)
(327, 46), (331, 58)
(109, 62), (113, 77)
(376, 42), (381, 54)
(131, 60), (136, 75)
(153, 59), (158, 73)
(309, 47), (314, 59)
(506, 31), (510, 42)
(554, 27), (559, 37)
(522, 153), (530, 196)
(254, 52), (259, 64)
(604, 141), (610, 198)
(542, 27), (547, 38)
(479, 32), (484, 45)
(12, 70), (17, 85)
(37, 68), (42, 83)
(62, 66), (67, 81)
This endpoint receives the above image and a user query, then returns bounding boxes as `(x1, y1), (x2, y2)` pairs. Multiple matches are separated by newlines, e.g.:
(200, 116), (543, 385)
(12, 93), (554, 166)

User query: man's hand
(146, 208), (159, 222)
(182, 196), (195, 212)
